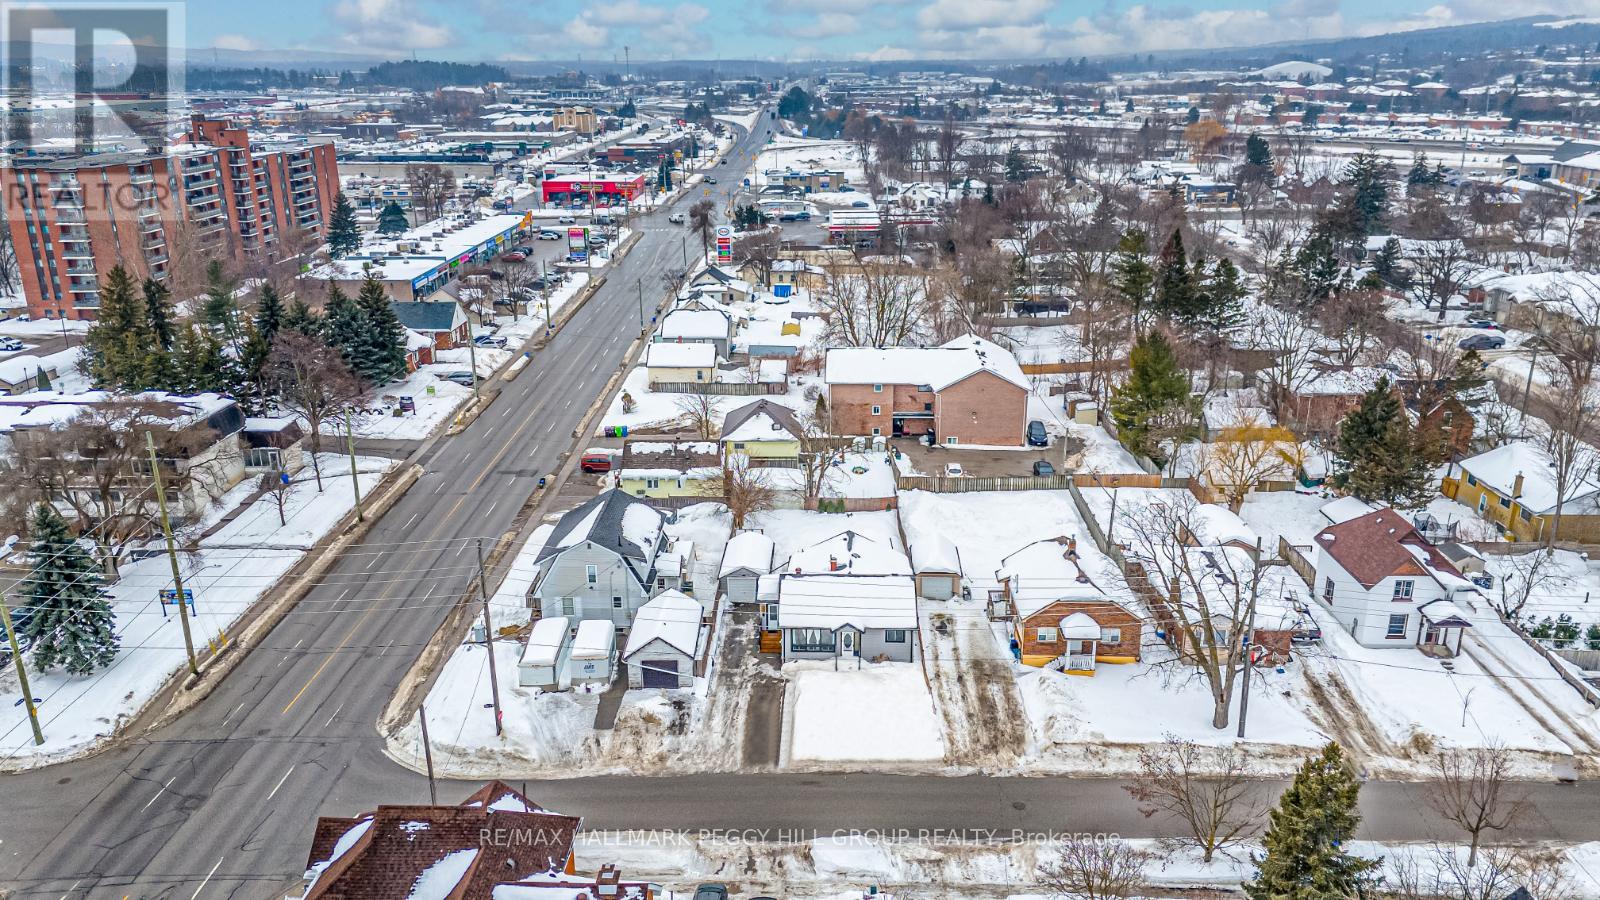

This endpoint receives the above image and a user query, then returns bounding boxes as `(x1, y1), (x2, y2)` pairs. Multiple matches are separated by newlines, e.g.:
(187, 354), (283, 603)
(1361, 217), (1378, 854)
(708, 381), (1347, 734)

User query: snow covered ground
(332, 367), (474, 441)
(753, 137), (864, 187)
(1059, 421), (1144, 473)
(785, 661), (946, 766)
(600, 369), (823, 434)
(0, 454), (393, 768)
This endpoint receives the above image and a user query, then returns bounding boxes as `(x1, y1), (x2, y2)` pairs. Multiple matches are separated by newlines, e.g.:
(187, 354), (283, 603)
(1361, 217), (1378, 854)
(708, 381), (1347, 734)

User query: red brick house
(825, 336), (1029, 446)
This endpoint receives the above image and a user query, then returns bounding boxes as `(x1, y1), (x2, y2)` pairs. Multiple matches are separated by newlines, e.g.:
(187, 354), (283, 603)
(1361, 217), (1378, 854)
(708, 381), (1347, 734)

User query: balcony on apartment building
(129, 168), (154, 185)
(64, 260), (97, 276)
(59, 241), (94, 260)
(57, 223), (90, 241)
(140, 231), (165, 250)
(54, 207), (86, 224)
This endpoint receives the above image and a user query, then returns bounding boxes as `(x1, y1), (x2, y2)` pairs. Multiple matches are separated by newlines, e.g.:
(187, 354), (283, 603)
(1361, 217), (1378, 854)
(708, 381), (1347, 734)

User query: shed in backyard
(718, 531), (775, 604)
(623, 590), (707, 689)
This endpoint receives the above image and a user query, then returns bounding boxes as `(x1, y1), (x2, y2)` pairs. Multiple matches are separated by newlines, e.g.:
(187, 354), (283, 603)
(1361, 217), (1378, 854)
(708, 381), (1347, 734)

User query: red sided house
(824, 335), (1029, 446)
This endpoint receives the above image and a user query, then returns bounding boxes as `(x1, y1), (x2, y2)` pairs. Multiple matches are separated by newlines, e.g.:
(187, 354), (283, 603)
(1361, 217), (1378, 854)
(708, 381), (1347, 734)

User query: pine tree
(354, 275), (410, 386)
(1293, 223), (1342, 303)
(1406, 152), (1434, 186)
(254, 284), (284, 345)
(1246, 743), (1379, 900)
(1004, 145), (1028, 183)
(81, 265), (155, 391)
(1200, 257), (1247, 334)
(1152, 229), (1202, 323)
(1338, 151), (1394, 239)
(1112, 229), (1154, 323)
(172, 324), (229, 394)
(281, 297), (324, 337)
(326, 192), (362, 258)
(1245, 133), (1272, 168)
(376, 200), (410, 236)
(1109, 330), (1196, 464)
(142, 277), (175, 351)
(19, 504), (117, 675)
(1370, 236), (1405, 288)
(1335, 377), (1433, 509)
(202, 260), (238, 339)
(322, 282), (370, 375)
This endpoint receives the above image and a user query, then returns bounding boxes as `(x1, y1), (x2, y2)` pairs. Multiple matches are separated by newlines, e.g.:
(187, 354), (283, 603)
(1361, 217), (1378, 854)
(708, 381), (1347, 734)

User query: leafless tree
(733, 227), (782, 287)
(794, 408), (846, 502)
(494, 259), (539, 322)
(1248, 307), (1322, 425)
(0, 229), (18, 296)
(1387, 843), (1573, 900)
(1427, 744), (1529, 868)
(1037, 836), (1150, 900)
(1317, 287), (1388, 367)
(674, 384), (721, 441)
(265, 331), (369, 491)
(1120, 494), (1268, 729)
(406, 163), (456, 222)
(1490, 548), (1562, 620)
(816, 255), (928, 347)
(0, 399), (223, 574)
(259, 470), (293, 527)
(709, 455), (776, 530)
(1407, 240), (1473, 321)
(1124, 735), (1261, 862)
(1534, 278), (1600, 544)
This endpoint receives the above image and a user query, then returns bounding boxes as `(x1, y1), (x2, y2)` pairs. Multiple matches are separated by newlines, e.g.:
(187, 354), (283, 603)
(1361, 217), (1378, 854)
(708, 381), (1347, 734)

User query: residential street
(0, 121), (773, 900)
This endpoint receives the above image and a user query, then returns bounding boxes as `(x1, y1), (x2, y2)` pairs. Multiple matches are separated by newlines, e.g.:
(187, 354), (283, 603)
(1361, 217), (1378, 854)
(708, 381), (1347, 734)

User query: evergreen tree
(142, 277), (175, 351)
(81, 265), (156, 391)
(19, 504), (117, 675)
(1369, 236), (1406, 288)
(1123, 98), (1133, 113)
(1245, 133), (1272, 168)
(281, 297), (324, 336)
(1335, 377), (1433, 509)
(322, 282), (370, 375)
(1109, 330), (1196, 465)
(1406, 152), (1434, 186)
(171, 324), (229, 394)
(376, 200), (410, 236)
(1112, 229), (1154, 325)
(1336, 151), (1394, 239)
(354, 275), (409, 386)
(1152, 229), (1203, 323)
(1004, 145), (1029, 183)
(982, 181), (995, 204)
(254, 284), (285, 345)
(1292, 223), (1342, 303)
(327, 192), (362, 258)
(1246, 743), (1380, 900)
(202, 260), (238, 338)
(35, 368), (50, 392)
(1200, 257), (1247, 334)
(1450, 349), (1489, 408)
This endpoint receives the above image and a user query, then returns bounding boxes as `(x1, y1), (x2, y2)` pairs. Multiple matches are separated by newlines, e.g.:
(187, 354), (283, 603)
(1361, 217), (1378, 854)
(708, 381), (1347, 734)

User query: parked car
(473, 334), (508, 348)
(668, 212), (686, 224)
(501, 251), (527, 263)
(706, 176), (718, 184)
(442, 370), (476, 386)
(0, 338), (24, 352)
(538, 229), (562, 240)
(1032, 459), (1055, 477)
(943, 462), (965, 477)
(851, 200), (870, 208)
(1026, 420), (1049, 447)
(692, 885), (728, 900)
(1464, 317), (1499, 329)
(1458, 334), (1505, 351)
(558, 215), (577, 224)
(580, 453), (613, 473)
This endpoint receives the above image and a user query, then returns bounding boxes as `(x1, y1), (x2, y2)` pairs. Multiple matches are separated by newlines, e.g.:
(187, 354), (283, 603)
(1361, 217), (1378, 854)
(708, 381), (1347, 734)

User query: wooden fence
(896, 473), (1078, 493)
(649, 381), (787, 396)
(1278, 536), (1316, 588)
(1495, 620), (1600, 709)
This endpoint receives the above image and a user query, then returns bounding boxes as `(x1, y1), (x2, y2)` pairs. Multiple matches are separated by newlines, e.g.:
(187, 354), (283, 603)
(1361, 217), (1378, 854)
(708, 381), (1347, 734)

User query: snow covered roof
(1314, 508), (1465, 590)
(1320, 496), (1378, 525)
(1059, 612), (1102, 640)
(520, 616), (570, 667)
(623, 590), (703, 658)
(1459, 440), (1600, 515)
(776, 573), (919, 630)
(641, 342), (717, 368)
(909, 533), (962, 575)
(1418, 597), (1473, 627)
(536, 490), (665, 587)
(571, 619), (615, 657)
(721, 398), (803, 443)
(657, 308), (732, 340)
(824, 334), (1028, 392)
(995, 537), (1111, 620)
(719, 531), (775, 577)
(785, 529), (911, 576)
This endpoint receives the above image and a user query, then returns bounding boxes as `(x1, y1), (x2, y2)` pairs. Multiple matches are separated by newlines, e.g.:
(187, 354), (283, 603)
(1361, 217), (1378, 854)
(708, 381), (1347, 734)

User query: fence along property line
(649, 382), (787, 396)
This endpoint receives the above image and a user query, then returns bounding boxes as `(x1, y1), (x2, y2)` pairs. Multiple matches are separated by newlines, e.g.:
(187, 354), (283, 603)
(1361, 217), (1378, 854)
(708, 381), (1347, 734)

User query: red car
(579, 453), (612, 473)
(501, 251), (527, 263)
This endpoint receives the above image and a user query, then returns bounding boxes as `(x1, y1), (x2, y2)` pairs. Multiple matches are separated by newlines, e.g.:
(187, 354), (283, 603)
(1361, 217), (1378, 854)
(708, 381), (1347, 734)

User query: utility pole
(418, 705), (438, 804)
(466, 329), (480, 400)
(636, 278), (645, 332)
(680, 234), (688, 273)
(476, 539), (503, 737)
(147, 432), (198, 677)
(0, 563), (43, 745)
(1519, 344), (1540, 417)
(1237, 543), (1265, 740)
(345, 416), (364, 523)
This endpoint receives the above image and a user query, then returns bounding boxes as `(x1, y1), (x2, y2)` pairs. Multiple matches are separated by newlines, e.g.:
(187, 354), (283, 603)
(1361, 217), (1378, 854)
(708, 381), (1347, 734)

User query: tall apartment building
(2, 116), (338, 320)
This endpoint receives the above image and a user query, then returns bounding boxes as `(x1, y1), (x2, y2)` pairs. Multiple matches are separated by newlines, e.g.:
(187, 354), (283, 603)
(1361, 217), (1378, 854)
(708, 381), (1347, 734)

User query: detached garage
(911, 534), (963, 600)
(624, 590), (708, 690)
(718, 531), (775, 605)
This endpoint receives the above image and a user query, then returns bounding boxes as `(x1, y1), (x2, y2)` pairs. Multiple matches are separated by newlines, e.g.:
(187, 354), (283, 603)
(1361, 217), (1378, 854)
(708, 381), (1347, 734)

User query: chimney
(1512, 471), (1524, 500)
(829, 554), (840, 571)
(596, 864), (621, 897)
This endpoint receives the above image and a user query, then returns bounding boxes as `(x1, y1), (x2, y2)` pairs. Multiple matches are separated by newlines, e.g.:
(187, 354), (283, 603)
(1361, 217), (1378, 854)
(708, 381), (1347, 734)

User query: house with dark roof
(527, 489), (670, 625)
(299, 781), (582, 900)
(392, 300), (469, 350)
(1312, 508), (1478, 656)
(720, 398), (804, 464)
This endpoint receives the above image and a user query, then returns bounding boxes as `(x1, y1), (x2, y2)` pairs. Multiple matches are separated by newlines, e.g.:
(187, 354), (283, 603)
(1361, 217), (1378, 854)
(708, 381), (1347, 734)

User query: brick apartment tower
(2, 115), (339, 321)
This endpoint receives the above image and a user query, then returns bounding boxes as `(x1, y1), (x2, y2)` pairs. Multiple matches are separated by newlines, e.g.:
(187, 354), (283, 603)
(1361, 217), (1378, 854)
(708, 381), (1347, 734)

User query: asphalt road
(0, 116), (776, 900)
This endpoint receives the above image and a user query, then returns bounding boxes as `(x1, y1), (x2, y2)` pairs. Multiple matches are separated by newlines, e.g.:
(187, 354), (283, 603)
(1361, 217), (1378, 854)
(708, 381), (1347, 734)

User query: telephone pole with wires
(345, 416), (365, 523)
(147, 431), (198, 677)
(476, 539), (503, 736)
(0, 537), (42, 745)
(418, 704), (438, 804)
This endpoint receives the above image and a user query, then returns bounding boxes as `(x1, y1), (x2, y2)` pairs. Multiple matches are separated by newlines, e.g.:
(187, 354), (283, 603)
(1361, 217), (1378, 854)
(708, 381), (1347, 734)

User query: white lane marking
(405, 512), (421, 529)
(221, 700), (246, 725)
(190, 857), (224, 900)
(139, 777), (177, 812)
(487, 499), (498, 517)
(57, 880), (80, 899)
(266, 765), (295, 801)
(324, 702), (345, 728)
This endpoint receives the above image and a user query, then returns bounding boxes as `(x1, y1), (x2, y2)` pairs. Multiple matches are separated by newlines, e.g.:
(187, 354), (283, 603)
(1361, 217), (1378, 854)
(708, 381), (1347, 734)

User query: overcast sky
(184, 0), (1579, 63)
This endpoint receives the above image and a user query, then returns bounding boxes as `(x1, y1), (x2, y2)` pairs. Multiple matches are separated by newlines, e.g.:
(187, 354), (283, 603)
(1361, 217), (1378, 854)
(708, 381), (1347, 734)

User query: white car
(943, 462), (964, 477)
(557, 215), (576, 224)
(667, 213), (686, 224)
